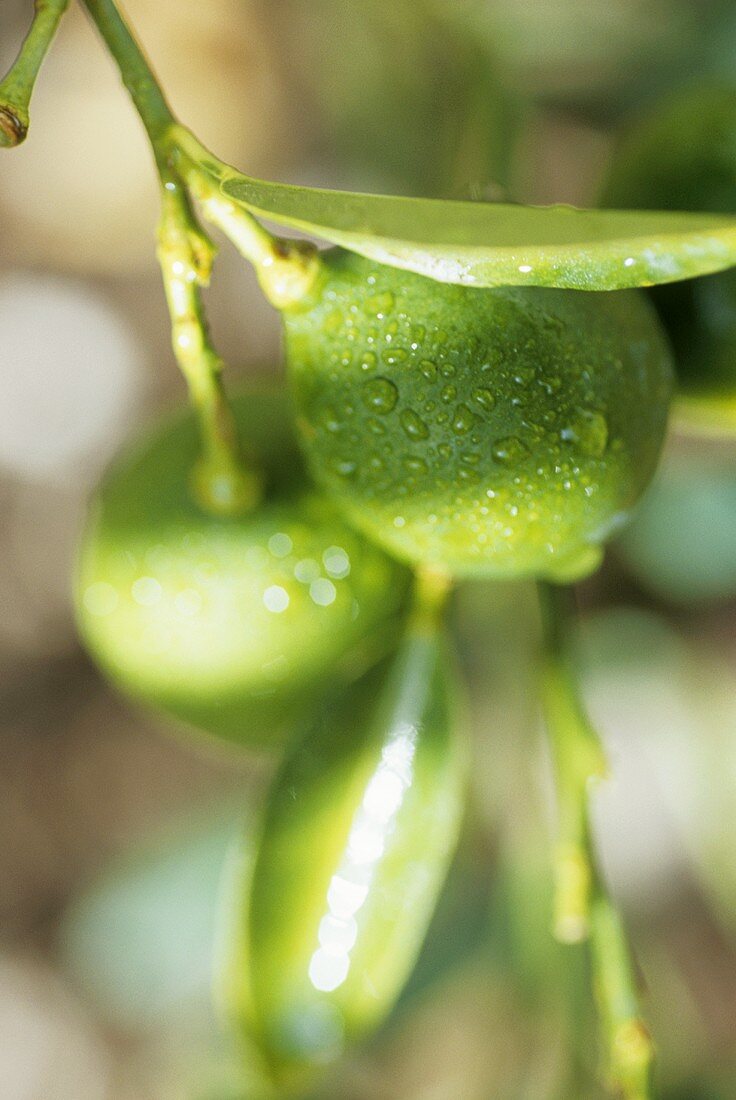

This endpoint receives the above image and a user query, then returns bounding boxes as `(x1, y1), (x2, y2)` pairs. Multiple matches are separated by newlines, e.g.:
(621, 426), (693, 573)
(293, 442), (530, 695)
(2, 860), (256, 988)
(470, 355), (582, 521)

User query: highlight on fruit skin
(219, 595), (466, 1083)
(284, 248), (674, 582)
(74, 387), (411, 748)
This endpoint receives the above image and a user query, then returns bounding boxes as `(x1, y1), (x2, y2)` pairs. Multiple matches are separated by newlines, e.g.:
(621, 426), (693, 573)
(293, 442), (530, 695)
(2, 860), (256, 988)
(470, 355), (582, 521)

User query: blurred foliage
(616, 451), (736, 604)
(272, 0), (522, 198)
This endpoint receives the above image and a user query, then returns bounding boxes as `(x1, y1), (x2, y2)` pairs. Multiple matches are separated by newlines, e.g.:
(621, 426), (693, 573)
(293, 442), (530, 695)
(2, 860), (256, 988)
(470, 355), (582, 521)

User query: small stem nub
(0, 0), (70, 148)
(157, 179), (261, 516)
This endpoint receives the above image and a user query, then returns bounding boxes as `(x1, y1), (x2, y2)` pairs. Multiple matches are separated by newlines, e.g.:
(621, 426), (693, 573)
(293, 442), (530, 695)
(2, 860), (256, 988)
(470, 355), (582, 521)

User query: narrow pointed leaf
(229, 618), (466, 1080)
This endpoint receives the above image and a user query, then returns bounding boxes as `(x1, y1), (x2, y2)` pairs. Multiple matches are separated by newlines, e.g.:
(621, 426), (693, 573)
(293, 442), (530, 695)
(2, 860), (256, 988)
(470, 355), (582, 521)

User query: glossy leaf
(225, 605), (466, 1081)
(210, 163), (736, 291)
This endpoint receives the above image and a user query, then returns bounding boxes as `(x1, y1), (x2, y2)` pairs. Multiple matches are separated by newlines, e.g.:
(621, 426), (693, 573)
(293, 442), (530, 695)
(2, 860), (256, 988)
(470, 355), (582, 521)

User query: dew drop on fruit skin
(283, 248), (674, 582)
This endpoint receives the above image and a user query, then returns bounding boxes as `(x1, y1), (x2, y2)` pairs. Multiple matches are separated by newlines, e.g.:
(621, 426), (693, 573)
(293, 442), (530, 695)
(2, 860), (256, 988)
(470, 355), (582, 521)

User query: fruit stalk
(157, 178), (261, 514)
(538, 581), (654, 1100)
(0, 0), (70, 147)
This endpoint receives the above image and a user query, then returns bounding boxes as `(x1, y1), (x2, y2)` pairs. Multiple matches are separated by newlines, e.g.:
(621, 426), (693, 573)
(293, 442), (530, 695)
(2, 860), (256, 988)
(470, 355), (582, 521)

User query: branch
(0, 0), (70, 147)
(538, 581), (655, 1100)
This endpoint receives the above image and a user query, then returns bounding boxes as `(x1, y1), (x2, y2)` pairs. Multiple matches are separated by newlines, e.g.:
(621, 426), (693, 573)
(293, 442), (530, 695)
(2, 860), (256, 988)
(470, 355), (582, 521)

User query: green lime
(284, 250), (673, 581)
(75, 388), (410, 748)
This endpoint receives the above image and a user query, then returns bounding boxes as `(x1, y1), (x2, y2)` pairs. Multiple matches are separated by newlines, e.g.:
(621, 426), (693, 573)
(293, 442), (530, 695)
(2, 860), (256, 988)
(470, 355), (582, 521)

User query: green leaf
(216, 169), (736, 291)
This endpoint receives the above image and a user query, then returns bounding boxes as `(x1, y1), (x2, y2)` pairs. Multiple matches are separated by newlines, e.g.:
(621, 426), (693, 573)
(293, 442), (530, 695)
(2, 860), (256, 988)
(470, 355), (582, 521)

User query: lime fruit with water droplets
(283, 249), (673, 581)
(75, 388), (409, 748)
(602, 85), (736, 405)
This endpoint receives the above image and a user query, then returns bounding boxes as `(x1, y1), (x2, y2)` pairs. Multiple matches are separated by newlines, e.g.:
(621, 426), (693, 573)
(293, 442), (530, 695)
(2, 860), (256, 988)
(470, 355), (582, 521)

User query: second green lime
(75, 389), (409, 748)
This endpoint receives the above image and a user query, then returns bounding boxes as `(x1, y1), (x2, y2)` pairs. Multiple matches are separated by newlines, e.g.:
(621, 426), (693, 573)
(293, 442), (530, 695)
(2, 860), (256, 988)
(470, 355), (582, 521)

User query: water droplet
(541, 375), (563, 395)
(440, 362), (456, 378)
(441, 385), (457, 403)
(560, 410), (608, 458)
(366, 417), (387, 435)
(268, 532), (293, 558)
(452, 404), (474, 434)
(362, 377), (398, 413)
(263, 585), (290, 613)
(310, 578), (337, 606)
(322, 406), (342, 433)
(492, 436), (530, 467)
(382, 347), (407, 365)
(472, 387), (496, 411)
(367, 291), (395, 315)
(514, 366), (535, 385)
(330, 456), (357, 477)
(295, 558), (321, 583)
(578, 411), (609, 457)
(420, 360), (437, 381)
(400, 410), (429, 440)
(360, 351), (377, 371)
(132, 576), (162, 607)
(323, 546), (351, 578)
(404, 455), (429, 474)
(438, 443), (452, 460)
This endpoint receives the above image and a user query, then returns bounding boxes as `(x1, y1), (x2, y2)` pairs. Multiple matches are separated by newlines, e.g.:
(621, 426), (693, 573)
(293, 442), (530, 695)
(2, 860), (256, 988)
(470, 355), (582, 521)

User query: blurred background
(2, 0), (736, 1096)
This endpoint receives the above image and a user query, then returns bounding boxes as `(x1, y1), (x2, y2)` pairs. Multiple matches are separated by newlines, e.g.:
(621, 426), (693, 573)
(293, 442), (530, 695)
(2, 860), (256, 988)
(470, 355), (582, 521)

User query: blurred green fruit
(75, 388), (410, 748)
(602, 85), (736, 401)
(284, 249), (673, 581)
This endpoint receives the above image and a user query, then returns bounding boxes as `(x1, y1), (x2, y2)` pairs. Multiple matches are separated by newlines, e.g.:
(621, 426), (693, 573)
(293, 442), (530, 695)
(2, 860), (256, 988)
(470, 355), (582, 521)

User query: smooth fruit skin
(230, 609), (466, 1080)
(75, 390), (409, 748)
(284, 249), (673, 581)
(602, 85), (736, 397)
